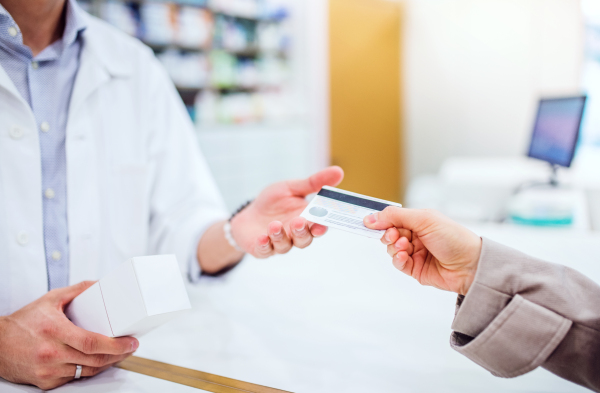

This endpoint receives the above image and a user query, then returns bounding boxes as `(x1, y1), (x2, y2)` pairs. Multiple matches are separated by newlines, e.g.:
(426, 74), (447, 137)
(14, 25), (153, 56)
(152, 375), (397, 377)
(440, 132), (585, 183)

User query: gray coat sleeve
(450, 238), (600, 391)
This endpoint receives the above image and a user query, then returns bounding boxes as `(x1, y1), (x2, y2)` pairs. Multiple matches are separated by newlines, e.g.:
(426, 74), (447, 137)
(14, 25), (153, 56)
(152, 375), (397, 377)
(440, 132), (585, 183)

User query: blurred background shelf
(79, 0), (322, 210)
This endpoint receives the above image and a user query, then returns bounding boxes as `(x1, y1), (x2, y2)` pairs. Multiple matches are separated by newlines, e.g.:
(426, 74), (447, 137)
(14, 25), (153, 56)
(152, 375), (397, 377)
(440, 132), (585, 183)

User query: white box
(65, 255), (191, 338)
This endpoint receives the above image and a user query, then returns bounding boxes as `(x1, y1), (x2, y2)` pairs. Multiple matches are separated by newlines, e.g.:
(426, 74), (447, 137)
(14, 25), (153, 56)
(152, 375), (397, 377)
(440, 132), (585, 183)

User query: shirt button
(17, 231), (29, 246)
(40, 121), (50, 132)
(8, 26), (17, 37)
(31, 61), (39, 69)
(44, 188), (55, 199)
(51, 251), (62, 261)
(9, 126), (24, 140)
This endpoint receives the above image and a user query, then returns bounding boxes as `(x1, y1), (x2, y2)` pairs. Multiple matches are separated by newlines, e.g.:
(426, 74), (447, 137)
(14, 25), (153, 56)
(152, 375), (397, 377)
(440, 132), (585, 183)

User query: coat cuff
(450, 237), (572, 377)
(451, 237), (513, 336)
(451, 294), (572, 378)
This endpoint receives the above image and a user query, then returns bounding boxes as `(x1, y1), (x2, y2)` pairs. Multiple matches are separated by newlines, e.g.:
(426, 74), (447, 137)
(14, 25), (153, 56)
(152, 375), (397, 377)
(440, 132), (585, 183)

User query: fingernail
(273, 228), (282, 237)
(295, 226), (306, 235)
(384, 233), (390, 243)
(131, 340), (139, 352)
(366, 213), (378, 224)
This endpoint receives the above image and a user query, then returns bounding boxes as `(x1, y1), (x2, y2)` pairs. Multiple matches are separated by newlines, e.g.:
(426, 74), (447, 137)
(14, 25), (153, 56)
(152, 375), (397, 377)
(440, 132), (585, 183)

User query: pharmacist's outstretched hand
(231, 166), (344, 258)
(0, 281), (138, 390)
(364, 208), (482, 295)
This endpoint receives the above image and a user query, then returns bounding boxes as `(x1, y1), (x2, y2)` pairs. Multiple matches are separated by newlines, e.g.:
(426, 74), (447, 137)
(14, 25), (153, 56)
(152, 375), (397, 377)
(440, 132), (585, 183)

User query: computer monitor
(527, 95), (587, 168)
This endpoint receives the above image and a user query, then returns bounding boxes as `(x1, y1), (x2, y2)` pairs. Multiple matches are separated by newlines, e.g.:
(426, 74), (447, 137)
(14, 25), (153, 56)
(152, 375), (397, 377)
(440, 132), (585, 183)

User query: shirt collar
(0, 4), (9, 18)
(0, 0), (87, 56)
(63, 0), (88, 48)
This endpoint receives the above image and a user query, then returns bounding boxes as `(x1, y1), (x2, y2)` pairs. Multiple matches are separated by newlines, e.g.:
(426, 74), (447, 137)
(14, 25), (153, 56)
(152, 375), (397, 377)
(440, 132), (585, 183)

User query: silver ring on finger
(74, 364), (83, 379)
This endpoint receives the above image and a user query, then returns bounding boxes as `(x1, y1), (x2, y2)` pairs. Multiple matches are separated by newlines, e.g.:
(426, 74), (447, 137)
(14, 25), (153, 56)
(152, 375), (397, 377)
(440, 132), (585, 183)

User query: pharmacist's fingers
(308, 223), (328, 238)
(290, 217), (313, 249)
(268, 221), (293, 254)
(56, 363), (113, 379)
(79, 363), (113, 378)
(253, 234), (275, 259)
(49, 281), (96, 307)
(63, 346), (132, 369)
(58, 319), (138, 355)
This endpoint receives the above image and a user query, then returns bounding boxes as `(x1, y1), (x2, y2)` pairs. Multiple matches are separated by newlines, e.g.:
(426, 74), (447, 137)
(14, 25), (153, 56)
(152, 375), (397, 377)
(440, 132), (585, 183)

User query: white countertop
(0, 368), (204, 393)
(3, 224), (599, 392)
(138, 224), (599, 393)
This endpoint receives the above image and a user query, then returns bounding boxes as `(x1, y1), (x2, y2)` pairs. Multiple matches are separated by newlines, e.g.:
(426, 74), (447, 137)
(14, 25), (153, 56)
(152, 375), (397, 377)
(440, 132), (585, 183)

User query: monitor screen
(528, 96), (587, 167)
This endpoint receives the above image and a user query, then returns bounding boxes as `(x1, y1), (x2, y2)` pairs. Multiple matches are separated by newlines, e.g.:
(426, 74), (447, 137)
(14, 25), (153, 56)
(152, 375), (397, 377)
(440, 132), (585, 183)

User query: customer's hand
(364, 208), (482, 295)
(0, 281), (138, 390)
(230, 166), (344, 258)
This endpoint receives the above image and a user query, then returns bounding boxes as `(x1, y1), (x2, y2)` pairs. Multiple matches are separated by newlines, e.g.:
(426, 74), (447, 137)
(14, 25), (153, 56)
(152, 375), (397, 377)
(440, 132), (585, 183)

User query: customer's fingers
(387, 237), (414, 257)
(365, 207), (438, 232)
(381, 228), (412, 245)
(268, 221), (293, 254)
(392, 251), (411, 272)
(381, 228), (400, 245)
(290, 217), (313, 249)
(253, 235), (274, 258)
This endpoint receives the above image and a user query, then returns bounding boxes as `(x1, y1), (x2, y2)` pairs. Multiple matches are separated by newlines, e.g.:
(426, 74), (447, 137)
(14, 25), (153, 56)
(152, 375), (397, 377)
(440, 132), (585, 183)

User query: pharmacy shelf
(101, 0), (285, 22)
(196, 123), (305, 133)
(82, 0), (294, 127)
(175, 85), (262, 105)
(146, 43), (288, 59)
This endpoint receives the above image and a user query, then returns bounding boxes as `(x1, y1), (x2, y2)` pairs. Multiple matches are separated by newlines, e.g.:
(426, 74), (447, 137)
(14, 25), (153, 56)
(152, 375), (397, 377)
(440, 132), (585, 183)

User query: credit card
(301, 186), (402, 239)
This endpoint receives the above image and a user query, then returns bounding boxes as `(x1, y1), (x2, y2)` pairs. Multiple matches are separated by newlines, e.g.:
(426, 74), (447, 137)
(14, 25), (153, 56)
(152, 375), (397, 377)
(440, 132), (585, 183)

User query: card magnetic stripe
(317, 189), (390, 211)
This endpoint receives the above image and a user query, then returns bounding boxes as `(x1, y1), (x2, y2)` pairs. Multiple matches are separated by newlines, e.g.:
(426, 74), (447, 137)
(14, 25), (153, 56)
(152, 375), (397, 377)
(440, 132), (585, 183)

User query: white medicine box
(65, 255), (191, 338)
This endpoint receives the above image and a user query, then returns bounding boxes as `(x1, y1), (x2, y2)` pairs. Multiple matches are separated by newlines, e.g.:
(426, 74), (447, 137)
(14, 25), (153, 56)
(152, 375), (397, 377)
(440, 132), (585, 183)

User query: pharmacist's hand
(0, 281), (138, 390)
(364, 208), (482, 295)
(231, 166), (344, 258)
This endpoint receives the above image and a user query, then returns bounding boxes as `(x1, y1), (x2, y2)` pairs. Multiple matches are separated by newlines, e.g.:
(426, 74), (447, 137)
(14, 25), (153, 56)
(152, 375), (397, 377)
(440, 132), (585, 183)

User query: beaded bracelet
(223, 199), (253, 252)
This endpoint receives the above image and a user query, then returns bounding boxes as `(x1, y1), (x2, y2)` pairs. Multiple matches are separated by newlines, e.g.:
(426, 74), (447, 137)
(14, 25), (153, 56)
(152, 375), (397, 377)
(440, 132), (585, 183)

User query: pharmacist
(0, 0), (344, 389)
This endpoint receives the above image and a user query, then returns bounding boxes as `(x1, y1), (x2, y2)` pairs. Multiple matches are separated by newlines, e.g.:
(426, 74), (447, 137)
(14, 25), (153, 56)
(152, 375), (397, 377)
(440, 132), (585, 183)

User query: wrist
(0, 316), (7, 352)
(458, 237), (482, 295)
(228, 209), (249, 253)
(227, 200), (255, 253)
(223, 220), (244, 252)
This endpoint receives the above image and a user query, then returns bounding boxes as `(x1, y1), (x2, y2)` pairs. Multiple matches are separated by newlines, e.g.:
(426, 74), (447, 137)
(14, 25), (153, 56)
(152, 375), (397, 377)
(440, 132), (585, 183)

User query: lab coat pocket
(109, 165), (150, 259)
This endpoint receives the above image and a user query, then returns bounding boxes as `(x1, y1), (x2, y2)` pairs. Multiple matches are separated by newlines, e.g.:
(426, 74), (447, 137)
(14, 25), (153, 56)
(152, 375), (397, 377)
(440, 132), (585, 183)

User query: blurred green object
(507, 188), (575, 227)
(210, 50), (237, 88)
(510, 216), (573, 227)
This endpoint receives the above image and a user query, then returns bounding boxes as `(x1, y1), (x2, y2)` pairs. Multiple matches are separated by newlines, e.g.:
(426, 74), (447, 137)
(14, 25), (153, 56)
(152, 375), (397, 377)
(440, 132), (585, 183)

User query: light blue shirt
(0, 0), (87, 290)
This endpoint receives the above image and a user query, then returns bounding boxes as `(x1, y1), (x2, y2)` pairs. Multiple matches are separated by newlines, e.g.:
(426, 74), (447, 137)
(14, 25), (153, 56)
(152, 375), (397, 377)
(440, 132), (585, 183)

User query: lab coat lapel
(68, 36), (111, 123)
(0, 63), (29, 108)
(0, 62), (47, 313)
(66, 27), (112, 284)
(66, 18), (135, 284)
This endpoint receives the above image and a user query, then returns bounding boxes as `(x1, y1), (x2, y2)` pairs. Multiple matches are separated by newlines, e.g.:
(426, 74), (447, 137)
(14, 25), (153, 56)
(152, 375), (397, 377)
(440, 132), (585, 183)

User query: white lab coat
(0, 15), (228, 316)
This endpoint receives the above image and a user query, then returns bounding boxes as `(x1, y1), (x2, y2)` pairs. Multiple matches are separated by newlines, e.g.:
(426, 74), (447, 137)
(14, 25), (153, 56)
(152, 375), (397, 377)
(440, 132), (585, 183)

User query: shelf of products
(79, 0), (311, 211)
(80, 0), (293, 126)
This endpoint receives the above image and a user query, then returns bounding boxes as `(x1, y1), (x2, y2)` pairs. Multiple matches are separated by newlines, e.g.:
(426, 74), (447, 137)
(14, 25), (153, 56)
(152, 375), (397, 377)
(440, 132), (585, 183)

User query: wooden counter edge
(116, 356), (293, 393)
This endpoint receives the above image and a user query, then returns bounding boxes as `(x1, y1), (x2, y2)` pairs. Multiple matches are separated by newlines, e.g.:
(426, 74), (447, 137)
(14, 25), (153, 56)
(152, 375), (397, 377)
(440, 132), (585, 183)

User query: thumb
(287, 166), (344, 197)
(53, 280), (97, 304)
(364, 207), (435, 233)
